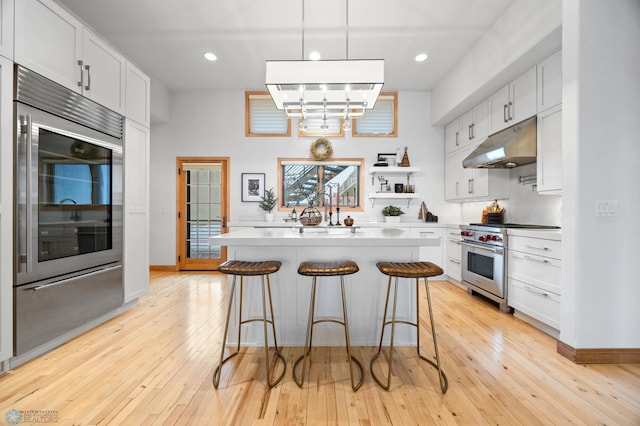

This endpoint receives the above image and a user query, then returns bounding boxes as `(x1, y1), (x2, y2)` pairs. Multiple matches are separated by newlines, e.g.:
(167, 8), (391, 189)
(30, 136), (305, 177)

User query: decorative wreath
(309, 138), (333, 161)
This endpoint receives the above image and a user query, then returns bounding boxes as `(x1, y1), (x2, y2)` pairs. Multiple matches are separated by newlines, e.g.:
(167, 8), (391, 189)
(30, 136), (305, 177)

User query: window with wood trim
(278, 158), (364, 212)
(245, 91), (291, 137)
(352, 92), (398, 137)
(297, 117), (345, 138)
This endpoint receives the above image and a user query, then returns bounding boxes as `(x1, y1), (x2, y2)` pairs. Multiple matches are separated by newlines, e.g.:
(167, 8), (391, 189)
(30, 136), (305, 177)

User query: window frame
(277, 157), (365, 212)
(245, 91), (291, 137)
(351, 92), (398, 138)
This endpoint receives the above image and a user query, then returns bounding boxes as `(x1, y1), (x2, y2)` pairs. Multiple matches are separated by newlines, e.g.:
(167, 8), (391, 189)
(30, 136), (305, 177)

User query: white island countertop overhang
(210, 226), (443, 347)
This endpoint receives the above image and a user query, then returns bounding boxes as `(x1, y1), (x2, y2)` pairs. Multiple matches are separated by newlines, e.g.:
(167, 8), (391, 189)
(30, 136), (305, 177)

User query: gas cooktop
(468, 223), (561, 229)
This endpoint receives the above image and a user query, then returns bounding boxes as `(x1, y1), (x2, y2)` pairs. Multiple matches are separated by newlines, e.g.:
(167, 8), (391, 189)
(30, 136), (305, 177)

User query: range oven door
(15, 102), (123, 286)
(461, 241), (505, 299)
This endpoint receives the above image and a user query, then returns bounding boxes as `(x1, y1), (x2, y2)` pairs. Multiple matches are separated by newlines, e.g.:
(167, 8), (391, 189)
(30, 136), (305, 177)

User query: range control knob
(478, 235), (486, 242)
(490, 235), (498, 241)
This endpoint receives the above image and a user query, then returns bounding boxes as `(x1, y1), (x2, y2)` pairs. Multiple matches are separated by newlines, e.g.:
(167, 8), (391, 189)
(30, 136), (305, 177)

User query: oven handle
(460, 241), (504, 255)
(26, 265), (123, 292)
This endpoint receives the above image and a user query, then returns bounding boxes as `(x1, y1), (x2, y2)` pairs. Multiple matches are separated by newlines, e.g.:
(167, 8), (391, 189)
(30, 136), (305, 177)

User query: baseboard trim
(557, 340), (640, 364)
(150, 265), (179, 272)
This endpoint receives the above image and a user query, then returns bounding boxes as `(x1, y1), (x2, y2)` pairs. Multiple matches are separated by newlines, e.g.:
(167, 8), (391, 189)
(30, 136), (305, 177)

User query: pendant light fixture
(265, 0), (384, 132)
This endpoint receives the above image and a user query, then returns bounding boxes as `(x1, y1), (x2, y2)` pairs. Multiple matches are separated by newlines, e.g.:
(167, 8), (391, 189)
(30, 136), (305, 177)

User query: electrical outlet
(595, 200), (618, 217)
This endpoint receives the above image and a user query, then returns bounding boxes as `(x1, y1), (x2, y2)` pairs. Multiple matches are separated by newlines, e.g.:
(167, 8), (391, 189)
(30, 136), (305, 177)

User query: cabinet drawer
(509, 236), (561, 259)
(508, 279), (560, 330)
(508, 250), (561, 294)
(446, 256), (461, 282)
(446, 237), (461, 261)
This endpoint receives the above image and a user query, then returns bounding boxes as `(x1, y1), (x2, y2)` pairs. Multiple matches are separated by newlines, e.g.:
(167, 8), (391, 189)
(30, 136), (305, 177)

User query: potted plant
(381, 205), (404, 223)
(259, 188), (278, 221)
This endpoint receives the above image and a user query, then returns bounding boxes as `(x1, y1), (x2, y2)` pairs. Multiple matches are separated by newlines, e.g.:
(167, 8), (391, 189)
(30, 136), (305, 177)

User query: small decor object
(418, 201), (438, 223)
(299, 202), (323, 226)
(399, 146), (411, 167)
(394, 183), (404, 193)
(242, 173), (265, 202)
(483, 200), (504, 224)
(381, 205), (404, 222)
(259, 188), (278, 221)
(309, 138), (333, 161)
(343, 215), (354, 227)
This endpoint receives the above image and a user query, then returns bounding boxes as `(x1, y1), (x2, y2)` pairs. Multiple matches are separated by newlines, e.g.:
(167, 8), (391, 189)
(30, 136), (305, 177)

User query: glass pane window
(279, 159), (364, 210)
(353, 92), (398, 137)
(245, 91), (291, 136)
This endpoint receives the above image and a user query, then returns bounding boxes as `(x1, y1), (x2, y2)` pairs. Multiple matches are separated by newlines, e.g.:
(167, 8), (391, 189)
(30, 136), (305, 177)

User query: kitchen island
(211, 226), (442, 346)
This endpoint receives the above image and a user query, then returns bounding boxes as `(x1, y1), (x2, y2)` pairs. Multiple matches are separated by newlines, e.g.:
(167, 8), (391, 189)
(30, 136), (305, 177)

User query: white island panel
(212, 227), (442, 346)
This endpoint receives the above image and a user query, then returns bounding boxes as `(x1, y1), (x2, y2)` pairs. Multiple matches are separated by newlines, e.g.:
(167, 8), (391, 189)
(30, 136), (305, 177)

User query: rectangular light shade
(265, 59), (384, 112)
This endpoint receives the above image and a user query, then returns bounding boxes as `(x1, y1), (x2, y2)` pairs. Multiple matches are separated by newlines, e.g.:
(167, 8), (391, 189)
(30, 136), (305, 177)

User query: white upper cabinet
(459, 100), (488, 145)
(125, 61), (151, 127)
(81, 29), (126, 114)
(488, 66), (537, 134)
(537, 49), (562, 113)
(444, 144), (509, 202)
(536, 105), (562, 194)
(445, 119), (460, 154)
(15, 0), (126, 114)
(0, 0), (13, 60)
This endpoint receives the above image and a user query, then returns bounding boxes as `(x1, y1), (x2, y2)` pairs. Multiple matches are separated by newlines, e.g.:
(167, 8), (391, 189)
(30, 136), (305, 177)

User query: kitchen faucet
(58, 198), (80, 221)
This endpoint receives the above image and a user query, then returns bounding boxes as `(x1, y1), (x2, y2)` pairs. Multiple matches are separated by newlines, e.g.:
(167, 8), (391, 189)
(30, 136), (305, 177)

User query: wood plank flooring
(1, 271), (639, 425)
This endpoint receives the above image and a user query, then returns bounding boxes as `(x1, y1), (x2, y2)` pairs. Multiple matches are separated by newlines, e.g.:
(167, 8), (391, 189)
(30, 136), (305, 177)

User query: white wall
(149, 90), (459, 266)
(561, 0), (640, 349)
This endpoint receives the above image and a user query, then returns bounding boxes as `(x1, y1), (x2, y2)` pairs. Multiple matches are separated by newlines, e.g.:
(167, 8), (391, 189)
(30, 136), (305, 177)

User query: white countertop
(212, 226), (441, 247)
(228, 220), (454, 229)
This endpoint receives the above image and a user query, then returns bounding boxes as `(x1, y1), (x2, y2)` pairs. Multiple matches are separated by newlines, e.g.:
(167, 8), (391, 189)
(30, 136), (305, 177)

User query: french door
(177, 157), (229, 270)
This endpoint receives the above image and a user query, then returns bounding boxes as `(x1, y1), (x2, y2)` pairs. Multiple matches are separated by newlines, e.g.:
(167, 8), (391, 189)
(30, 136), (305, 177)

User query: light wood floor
(1, 271), (639, 425)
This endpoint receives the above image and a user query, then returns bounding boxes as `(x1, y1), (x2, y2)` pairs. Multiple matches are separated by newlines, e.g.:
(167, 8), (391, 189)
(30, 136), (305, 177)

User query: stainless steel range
(459, 223), (559, 313)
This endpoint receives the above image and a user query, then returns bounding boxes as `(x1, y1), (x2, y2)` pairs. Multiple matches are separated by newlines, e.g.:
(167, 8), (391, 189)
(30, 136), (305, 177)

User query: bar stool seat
(293, 260), (364, 391)
(370, 261), (448, 392)
(213, 260), (286, 389)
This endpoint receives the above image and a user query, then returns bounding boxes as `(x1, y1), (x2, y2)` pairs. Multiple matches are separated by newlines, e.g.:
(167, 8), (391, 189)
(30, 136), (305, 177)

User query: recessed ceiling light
(309, 51), (321, 61)
(204, 52), (217, 62)
(415, 53), (428, 62)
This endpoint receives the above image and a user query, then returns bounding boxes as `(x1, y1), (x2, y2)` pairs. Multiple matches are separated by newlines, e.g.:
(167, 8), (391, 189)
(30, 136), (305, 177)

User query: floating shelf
(368, 192), (421, 207)
(368, 166), (420, 175)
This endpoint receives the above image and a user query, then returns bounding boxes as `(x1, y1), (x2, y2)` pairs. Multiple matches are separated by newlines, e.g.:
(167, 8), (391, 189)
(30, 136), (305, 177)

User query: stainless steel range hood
(462, 116), (537, 168)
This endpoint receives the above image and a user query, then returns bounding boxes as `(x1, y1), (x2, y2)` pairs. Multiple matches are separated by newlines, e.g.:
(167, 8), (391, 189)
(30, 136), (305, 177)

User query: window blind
(249, 97), (288, 134)
(355, 97), (395, 135)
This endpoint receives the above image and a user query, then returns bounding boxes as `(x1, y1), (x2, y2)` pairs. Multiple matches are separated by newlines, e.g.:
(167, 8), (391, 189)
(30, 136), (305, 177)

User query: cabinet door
(471, 101), (488, 141)
(123, 120), (150, 302)
(488, 84), (510, 134)
(82, 29), (126, 114)
(537, 106), (563, 193)
(445, 118), (461, 154)
(0, 0), (13, 60)
(15, 0), (82, 93)
(0, 56), (13, 363)
(509, 66), (537, 124)
(459, 110), (473, 145)
(445, 151), (462, 200)
(125, 62), (151, 127)
(537, 49), (562, 112)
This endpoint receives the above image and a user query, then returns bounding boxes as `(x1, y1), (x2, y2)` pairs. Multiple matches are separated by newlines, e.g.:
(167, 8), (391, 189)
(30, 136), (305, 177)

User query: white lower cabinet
(444, 227), (462, 282)
(508, 234), (561, 336)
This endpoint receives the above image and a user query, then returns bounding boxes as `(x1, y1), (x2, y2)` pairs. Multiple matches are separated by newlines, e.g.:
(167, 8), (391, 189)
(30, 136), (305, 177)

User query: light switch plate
(595, 200), (618, 217)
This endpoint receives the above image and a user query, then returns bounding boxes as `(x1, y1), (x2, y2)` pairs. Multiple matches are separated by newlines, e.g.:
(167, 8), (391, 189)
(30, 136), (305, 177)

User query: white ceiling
(58, 0), (516, 92)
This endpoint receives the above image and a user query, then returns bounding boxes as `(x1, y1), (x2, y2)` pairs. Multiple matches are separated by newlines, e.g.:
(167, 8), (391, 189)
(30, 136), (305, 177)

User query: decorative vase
(265, 213), (275, 222)
(399, 146), (411, 167)
(299, 206), (322, 226)
(343, 216), (354, 227)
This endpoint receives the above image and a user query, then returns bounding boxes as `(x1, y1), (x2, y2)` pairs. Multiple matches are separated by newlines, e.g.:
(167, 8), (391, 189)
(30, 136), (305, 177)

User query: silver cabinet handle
(449, 258), (461, 265)
(524, 285), (549, 297)
(30, 265), (122, 291)
(468, 124), (472, 140)
(77, 60), (84, 88)
(503, 104), (508, 122)
(468, 178), (474, 194)
(525, 244), (550, 251)
(471, 123), (475, 140)
(84, 64), (91, 90)
(508, 101), (513, 120)
(523, 254), (549, 264)
(455, 131), (459, 146)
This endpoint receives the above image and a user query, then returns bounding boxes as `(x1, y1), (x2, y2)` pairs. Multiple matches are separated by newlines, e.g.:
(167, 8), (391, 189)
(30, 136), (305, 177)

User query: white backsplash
(461, 163), (562, 226)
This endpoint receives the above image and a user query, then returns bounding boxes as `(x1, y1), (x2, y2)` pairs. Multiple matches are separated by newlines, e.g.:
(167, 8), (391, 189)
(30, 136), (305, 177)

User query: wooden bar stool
(370, 261), (448, 392)
(293, 261), (364, 391)
(213, 260), (286, 388)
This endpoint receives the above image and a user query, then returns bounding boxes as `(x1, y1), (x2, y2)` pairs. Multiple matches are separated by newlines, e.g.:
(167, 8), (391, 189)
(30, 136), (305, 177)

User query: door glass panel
(468, 252), (494, 280)
(184, 163), (222, 260)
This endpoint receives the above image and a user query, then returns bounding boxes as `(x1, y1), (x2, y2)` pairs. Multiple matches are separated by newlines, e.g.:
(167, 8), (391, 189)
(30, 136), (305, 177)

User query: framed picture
(241, 173), (265, 202)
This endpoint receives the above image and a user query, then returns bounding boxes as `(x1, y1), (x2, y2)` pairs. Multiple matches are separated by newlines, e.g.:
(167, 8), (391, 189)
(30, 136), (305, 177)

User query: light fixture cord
(346, 0), (349, 59)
